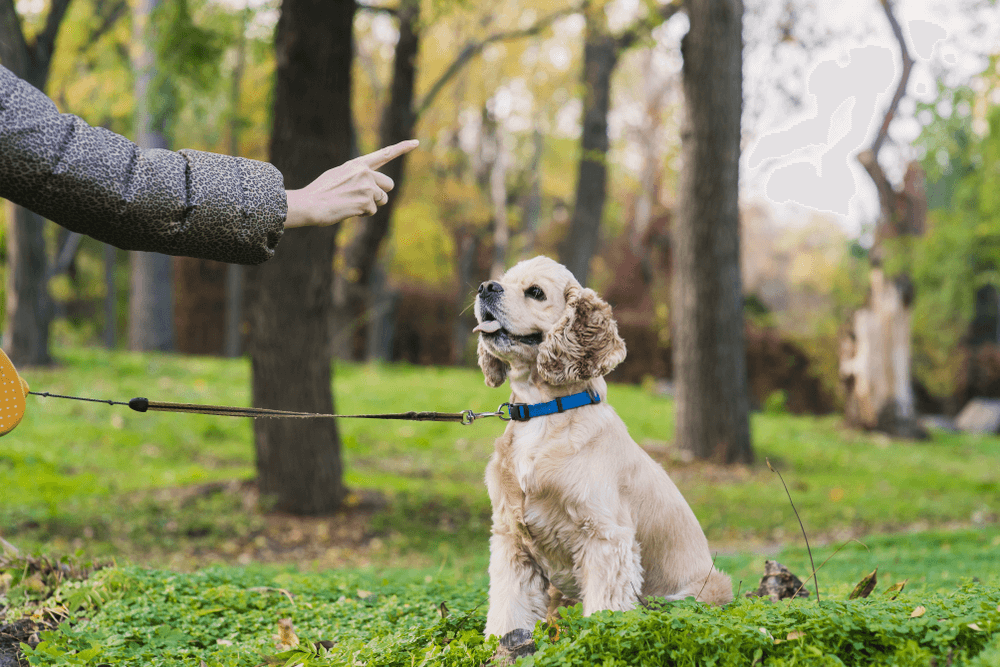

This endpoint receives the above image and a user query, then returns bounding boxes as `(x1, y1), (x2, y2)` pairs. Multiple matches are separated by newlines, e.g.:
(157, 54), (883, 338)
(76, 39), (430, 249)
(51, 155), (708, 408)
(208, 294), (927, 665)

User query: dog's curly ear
(537, 285), (627, 385)
(478, 337), (509, 388)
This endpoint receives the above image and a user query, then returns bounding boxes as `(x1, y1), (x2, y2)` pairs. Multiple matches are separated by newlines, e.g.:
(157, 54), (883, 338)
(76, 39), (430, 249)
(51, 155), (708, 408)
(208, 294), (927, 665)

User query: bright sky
(742, 0), (1000, 238)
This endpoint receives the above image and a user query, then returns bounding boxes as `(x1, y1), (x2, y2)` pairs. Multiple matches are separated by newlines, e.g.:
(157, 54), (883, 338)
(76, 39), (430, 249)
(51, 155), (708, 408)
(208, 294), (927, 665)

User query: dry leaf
(438, 601), (449, 619)
(357, 589), (373, 599)
(910, 606), (926, 618)
(217, 639), (233, 646)
(275, 617), (299, 649)
(786, 631), (805, 641)
(849, 568), (878, 600)
(883, 581), (907, 600)
(968, 623), (982, 631)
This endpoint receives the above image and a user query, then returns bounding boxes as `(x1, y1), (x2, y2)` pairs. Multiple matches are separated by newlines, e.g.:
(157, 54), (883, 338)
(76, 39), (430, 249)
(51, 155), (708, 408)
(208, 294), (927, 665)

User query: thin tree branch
(616, 0), (683, 51)
(47, 232), (83, 280)
(88, 0), (128, 44)
(415, 5), (581, 119)
(870, 0), (913, 159)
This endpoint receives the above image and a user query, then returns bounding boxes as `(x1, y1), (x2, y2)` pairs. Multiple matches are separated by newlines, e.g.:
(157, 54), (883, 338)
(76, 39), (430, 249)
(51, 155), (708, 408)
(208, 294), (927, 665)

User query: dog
(474, 256), (732, 640)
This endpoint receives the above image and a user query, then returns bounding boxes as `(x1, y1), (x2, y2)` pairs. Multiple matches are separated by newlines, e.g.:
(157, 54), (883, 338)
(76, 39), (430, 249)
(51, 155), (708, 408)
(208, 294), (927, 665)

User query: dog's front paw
(489, 628), (536, 666)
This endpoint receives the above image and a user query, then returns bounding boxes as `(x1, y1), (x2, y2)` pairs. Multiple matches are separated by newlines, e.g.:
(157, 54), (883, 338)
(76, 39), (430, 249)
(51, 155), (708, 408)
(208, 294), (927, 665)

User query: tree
(336, 3), (576, 359)
(559, 1), (682, 287)
(128, 0), (174, 352)
(838, 0), (925, 438)
(0, 0), (73, 366)
(243, 0), (354, 514)
(672, 0), (752, 464)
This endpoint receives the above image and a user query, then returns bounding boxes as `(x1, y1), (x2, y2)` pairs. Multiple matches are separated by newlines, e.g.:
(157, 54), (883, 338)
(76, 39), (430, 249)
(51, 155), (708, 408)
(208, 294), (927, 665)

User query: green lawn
(3, 345), (998, 564)
(2, 346), (999, 665)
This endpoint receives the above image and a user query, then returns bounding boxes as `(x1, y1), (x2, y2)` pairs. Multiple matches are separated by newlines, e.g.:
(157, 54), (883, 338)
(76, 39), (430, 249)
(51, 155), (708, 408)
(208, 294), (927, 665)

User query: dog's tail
(663, 568), (734, 606)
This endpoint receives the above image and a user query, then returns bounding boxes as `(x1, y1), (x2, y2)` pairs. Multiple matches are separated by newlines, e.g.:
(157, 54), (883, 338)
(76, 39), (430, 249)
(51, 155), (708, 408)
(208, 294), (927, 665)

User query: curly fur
(536, 285), (627, 385)
(472, 256), (732, 640)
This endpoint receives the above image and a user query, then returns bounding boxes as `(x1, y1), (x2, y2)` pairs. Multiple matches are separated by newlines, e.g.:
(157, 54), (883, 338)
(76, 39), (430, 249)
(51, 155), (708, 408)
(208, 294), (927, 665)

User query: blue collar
(504, 390), (601, 422)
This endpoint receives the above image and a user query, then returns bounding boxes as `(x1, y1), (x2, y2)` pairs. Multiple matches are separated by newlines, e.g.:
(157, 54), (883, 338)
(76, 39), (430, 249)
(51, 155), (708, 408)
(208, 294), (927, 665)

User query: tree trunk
(336, 0), (419, 360)
(839, 0), (925, 438)
(173, 256), (227, 354)
(3, 204), (52, 366)
(559, 9), (618, 287)
(0, 0), (74, 366)
(225, 1), (251, 358)
(673, 0), (752, 464)
(128, 0), (174, 352)
(840, 270), (918, 434)
(244, 0), (353, 515)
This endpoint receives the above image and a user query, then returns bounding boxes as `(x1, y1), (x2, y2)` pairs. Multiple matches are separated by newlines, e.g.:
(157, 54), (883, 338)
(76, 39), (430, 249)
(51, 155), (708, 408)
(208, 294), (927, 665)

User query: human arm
(0, 65), (285, 265)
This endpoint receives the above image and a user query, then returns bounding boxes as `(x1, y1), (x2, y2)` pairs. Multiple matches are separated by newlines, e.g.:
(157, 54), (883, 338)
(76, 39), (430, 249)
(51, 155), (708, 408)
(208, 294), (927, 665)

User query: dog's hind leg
(661, 568), (734, 606)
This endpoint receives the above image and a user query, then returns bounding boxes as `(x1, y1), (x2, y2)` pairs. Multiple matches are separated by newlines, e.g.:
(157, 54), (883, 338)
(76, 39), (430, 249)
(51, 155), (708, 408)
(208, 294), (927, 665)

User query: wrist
(284, 189), (311, 229)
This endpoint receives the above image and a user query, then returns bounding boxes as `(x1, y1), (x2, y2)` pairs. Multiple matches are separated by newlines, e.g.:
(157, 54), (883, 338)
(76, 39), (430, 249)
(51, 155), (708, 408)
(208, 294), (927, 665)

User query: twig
(695, 551), (719, 601)
(766, 457), (819, 604)
(249, 586), (296, 604)
(415, 4), (581, 118)
(791, 538), (868, 600)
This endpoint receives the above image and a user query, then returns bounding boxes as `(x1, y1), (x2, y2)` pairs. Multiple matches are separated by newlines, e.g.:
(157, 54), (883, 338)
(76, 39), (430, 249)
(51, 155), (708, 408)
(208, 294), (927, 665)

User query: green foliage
(11, 556), (1000, 666)
(904, 74), (1000, 395)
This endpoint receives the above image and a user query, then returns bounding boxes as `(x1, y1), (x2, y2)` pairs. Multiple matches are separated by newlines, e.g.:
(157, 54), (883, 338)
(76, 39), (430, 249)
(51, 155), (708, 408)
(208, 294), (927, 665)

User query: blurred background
(2, 0), (1000, 547)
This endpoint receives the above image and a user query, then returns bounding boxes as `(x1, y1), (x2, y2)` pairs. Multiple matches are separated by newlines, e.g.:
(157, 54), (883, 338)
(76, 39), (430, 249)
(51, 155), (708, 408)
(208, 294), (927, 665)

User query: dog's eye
(525, 285), (545, 301)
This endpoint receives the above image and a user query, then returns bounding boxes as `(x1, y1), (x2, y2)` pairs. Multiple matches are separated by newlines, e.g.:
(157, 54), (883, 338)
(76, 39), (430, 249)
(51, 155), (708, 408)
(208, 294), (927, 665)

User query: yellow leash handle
(0, 349), (30, 436)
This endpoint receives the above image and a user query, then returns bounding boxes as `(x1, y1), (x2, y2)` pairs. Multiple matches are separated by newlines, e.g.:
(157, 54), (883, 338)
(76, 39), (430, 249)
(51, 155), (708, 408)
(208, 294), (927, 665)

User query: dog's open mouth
(474, 310), (502, 334)
(474, 310), (543, 346)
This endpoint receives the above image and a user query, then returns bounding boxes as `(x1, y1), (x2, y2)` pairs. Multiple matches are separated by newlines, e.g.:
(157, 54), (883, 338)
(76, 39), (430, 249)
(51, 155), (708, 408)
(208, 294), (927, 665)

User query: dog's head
(474, 256), (627, 388)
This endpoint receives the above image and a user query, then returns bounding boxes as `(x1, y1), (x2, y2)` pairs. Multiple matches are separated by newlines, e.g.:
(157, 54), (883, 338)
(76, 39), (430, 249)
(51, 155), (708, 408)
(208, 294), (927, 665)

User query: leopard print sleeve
(0, 65), (285, 265)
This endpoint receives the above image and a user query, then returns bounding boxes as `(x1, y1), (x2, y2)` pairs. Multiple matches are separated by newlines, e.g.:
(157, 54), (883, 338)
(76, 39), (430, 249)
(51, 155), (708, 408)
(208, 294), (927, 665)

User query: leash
(24, 389), (601, 426)
(27, 391), (512, 426)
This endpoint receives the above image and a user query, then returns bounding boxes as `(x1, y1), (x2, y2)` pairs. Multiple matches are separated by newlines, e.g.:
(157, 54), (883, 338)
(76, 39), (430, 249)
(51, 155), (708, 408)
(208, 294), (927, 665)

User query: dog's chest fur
(489, 414), (600, 598)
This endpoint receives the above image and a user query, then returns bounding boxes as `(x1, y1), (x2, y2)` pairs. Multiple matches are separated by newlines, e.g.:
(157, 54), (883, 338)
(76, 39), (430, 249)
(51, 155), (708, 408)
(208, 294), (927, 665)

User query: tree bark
(244, 0), (353, 514)
(336, 0), (419, 360)
(559, 10), (618, 287)
(128, 0), (175, 352)
(839, 0), (925, 438)
(673, 0), (752, 464)
(0, 0), (73, 366)
(173, 256), (227, 354)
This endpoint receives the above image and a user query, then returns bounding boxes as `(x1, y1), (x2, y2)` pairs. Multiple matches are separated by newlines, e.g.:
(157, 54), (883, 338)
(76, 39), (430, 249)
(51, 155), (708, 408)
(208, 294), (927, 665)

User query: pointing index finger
(359, 139), (420, 169)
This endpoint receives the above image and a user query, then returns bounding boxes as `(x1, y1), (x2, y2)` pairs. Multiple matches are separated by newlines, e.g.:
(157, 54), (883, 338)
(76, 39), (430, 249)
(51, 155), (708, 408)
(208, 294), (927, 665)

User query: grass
(5, 528), (1000, 666)
(2, 345), (1000, 664)
(3, 345), (998, 565)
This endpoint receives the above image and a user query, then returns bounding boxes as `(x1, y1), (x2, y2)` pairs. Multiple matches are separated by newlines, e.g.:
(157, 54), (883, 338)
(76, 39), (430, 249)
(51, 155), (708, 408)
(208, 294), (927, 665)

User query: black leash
(27, 391), (512, 426)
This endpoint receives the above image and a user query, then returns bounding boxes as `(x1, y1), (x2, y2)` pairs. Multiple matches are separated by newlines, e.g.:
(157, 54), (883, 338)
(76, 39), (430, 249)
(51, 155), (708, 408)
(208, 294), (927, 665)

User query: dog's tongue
(474, 320), (502, 334)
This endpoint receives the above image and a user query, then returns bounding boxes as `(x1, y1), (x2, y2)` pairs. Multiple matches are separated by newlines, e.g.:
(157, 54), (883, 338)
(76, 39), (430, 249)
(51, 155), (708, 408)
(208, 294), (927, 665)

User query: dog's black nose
(478, 281), (504, 296)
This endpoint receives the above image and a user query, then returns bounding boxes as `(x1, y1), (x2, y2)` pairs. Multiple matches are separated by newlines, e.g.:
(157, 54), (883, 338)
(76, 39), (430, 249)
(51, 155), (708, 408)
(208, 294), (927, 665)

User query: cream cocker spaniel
(474, 256), (732, 640)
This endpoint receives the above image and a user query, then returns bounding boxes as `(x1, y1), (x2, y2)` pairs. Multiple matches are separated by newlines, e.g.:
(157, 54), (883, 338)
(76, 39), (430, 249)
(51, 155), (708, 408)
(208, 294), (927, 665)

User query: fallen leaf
(968, 623), (982, 631)
(910, 606), (926, 618)
(357, 589), (373, 599)
(275, 617), (299, 649)
(314, 640), (335, 651)
(786, 631), (805, 641)
(849, 568), (878, 600)
(438, 601), (449, 619)
(884, 580), (907, 600)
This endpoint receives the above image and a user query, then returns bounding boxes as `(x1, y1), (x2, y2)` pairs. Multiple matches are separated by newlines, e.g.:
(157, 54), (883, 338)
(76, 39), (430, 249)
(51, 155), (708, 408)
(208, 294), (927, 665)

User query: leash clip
(461, 404), (512, 425)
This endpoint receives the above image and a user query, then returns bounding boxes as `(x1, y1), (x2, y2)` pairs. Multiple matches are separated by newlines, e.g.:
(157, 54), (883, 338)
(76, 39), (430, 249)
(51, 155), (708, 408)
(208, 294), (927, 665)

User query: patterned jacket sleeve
(0, 65), (285, 265)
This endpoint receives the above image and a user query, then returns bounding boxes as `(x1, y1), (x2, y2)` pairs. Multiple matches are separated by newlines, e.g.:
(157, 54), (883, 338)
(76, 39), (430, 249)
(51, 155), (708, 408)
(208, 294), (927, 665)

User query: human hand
(283, 139), (419, 228)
